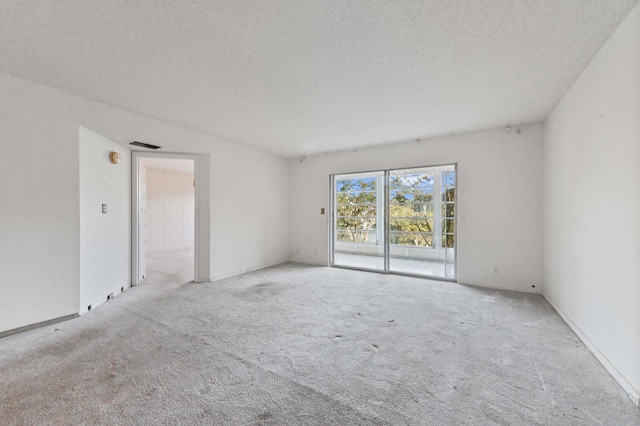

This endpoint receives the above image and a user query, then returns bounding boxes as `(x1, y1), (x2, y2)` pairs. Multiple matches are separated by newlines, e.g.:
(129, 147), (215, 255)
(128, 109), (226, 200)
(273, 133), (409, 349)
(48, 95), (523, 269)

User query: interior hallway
(1, 261), (638, 425)
(143, 248), (195, 289)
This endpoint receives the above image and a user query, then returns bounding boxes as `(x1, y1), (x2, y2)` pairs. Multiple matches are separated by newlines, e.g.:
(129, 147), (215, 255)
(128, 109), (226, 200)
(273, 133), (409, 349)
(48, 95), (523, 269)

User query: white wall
(0, 71), (289, 333)
(543, 5), (640, 404)
(289, 123), (544, 293)
(145, 167), (195, 252)
(79, 127), (131, 313)
(0, 79), (80, 332)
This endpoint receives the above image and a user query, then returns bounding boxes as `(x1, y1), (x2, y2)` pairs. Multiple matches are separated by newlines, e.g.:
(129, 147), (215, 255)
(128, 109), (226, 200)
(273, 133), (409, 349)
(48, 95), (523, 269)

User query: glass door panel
(442, 170), (456, 278)
(388, 165), (456, 279)
(331, 164), (456, 280)
(332, 171), (385, 271)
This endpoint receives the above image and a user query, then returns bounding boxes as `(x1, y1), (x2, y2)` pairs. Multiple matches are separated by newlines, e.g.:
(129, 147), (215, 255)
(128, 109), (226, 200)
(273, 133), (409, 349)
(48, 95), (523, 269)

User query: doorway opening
(132, 152), (209, 286)
(138, 157), (194, 284)
(330, 164), (456, 280)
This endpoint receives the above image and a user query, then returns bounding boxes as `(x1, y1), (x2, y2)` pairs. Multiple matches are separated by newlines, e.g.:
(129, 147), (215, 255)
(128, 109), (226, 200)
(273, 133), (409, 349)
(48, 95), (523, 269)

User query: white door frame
(131, 151), (210, 285)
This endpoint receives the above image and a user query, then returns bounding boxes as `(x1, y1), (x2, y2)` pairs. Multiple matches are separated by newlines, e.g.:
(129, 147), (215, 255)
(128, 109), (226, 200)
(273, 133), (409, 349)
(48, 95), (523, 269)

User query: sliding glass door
(332, 171), (385, 271)
(331, 164), (456, 280)
(388, 168), (437, 275)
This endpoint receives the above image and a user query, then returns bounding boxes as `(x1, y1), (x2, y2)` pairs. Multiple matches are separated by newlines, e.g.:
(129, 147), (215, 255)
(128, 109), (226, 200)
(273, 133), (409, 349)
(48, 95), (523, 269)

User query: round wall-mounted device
(109, 151), (122, 164)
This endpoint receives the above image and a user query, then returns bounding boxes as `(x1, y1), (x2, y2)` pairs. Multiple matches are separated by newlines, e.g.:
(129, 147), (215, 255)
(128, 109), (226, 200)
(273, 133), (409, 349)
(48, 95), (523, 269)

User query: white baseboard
(543, 293), (640, 407)
(210, 261), (287, 282)
(80, 285), (128, 314)
(0, 314), (78, 339)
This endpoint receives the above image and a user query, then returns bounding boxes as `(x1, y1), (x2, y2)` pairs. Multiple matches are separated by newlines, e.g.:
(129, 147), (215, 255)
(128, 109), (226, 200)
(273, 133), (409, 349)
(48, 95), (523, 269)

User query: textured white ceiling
(0, 1), (636, 157)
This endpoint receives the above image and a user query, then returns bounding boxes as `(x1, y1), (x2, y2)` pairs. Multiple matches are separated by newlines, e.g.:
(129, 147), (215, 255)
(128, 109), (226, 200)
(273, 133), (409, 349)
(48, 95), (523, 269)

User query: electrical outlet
(102, 204), (107, 214)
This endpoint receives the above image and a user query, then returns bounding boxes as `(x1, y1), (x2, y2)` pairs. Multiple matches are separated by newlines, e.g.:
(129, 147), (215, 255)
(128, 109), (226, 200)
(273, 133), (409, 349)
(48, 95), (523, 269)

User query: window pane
(335, 177), (378, 246)
(442, 219), (455, 233)
(336, 229), (377, 243)
(390, 203), (433, 218)
(391, 190), (434, 202)
(390, 173), (434, 189)
(443, 171), (455, 186)
(442, 187), (455, 202)
(443, 235), (455, 248)
(337, 177), (376, 192)
(390, 218), (433, 231)
(445, 203), (455, 218)
(337, 204), (376, 217)
(390, 231), (434, 247)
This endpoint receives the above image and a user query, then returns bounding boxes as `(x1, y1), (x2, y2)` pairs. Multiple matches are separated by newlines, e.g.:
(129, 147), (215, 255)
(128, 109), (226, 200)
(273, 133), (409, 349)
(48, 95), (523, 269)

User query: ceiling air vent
(129, 141), (161, 150)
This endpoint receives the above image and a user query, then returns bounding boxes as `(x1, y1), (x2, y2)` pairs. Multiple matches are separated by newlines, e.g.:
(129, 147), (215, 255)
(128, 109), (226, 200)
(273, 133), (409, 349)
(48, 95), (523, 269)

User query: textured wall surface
(290, 123), (544, 293)
(145, 167), (195, 252)
(543, 4), (640, 402)
(0, 71), (289, 334)
(79, 127), (131, 314)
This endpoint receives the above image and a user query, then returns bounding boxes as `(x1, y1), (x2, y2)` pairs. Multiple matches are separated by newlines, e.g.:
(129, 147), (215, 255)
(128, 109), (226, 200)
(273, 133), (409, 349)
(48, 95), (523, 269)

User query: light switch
(102, 204), (107, 214)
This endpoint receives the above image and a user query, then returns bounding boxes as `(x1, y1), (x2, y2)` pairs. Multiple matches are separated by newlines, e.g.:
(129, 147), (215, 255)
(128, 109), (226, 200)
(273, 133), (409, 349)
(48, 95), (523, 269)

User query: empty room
(1, 1), (639, 424)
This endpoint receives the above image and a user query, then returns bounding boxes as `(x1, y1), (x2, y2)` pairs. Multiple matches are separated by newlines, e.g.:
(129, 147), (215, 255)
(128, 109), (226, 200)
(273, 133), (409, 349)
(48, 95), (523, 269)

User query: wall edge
(543, 292), (640, 407)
